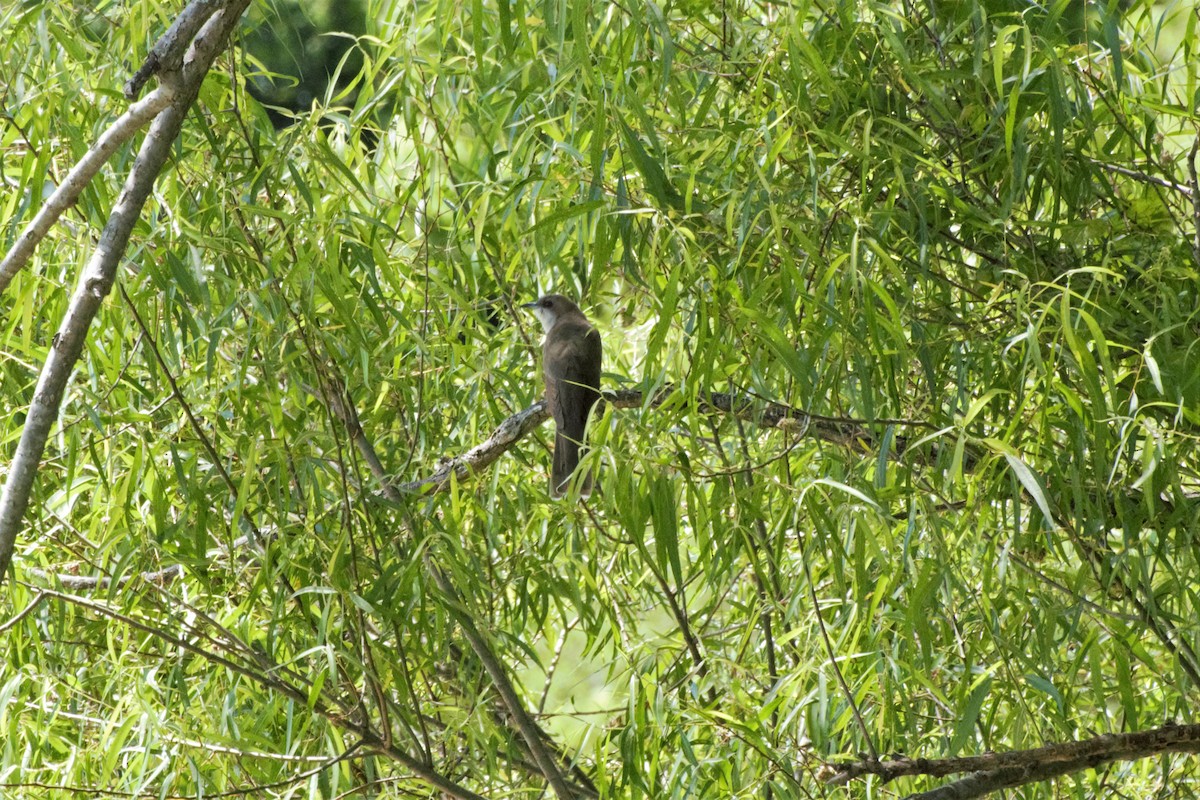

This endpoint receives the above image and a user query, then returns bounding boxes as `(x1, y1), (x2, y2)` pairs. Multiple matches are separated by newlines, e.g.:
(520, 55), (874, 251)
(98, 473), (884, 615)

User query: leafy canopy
(2, 0), (1199, 797)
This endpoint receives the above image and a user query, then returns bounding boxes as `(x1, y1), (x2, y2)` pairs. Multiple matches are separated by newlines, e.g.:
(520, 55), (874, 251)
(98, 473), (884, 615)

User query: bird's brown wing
(544, 323), (602, 497)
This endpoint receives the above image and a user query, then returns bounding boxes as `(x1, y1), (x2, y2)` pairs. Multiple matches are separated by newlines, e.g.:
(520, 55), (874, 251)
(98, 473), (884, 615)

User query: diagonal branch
(428, 565), (583, 799)
(826, 722), (1200, 799)
(123, 0), (223, 99)
(312, 359), (589, 798)
(0, 0), (253, 588)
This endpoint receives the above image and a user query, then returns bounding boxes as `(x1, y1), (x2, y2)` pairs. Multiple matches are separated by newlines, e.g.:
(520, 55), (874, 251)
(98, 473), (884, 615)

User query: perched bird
(523, 294), (602, 498)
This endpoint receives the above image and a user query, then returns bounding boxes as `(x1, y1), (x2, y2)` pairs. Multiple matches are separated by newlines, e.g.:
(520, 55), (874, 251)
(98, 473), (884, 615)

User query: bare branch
(394, 399), (553, 495)
(825, 723), (1200, 799)
(24, 564), (183, 591)
(124, 0), (223, 99)
(1091, 158), (1195, 197)
(393, 387), (899, 496)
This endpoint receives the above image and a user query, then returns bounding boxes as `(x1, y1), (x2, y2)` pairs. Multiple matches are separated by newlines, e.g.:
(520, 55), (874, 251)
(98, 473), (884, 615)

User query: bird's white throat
(532, 307), (557, 333)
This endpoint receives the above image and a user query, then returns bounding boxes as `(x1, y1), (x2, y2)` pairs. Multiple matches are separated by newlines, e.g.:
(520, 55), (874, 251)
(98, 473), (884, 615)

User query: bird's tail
(551, 432), (594, 499)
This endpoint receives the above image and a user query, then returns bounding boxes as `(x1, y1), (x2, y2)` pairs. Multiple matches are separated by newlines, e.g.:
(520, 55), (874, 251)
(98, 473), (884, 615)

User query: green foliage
(241, 0), (368, 126)
(2, 0), (1200, 797)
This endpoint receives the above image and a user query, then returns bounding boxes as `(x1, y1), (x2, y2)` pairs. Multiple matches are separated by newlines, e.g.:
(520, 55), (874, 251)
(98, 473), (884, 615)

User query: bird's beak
(521, 301), (537, 309)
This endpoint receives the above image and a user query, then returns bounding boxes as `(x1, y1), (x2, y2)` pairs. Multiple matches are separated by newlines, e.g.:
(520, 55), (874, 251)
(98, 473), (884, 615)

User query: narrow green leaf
(1003, 452), (1056, 528)
(950, 677), (992, 754)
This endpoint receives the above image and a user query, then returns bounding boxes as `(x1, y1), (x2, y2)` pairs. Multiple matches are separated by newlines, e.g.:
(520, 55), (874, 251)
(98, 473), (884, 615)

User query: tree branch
(124, 0), (223, 100)
(24, 564), (183, 591)
(1091, 158), (1195, 198)
(428, 565), (583, 799)
(825, 723), (1200, 799)
(0, 0), (253, 588)
(309, 358), (589, 797)
(393, 387), (895, 495)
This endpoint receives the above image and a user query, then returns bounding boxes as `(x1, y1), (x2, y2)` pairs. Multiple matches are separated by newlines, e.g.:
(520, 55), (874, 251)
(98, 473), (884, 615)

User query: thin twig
(0, 590), (48, 633)
(1188, 133), (1200, 268)
(798, 531), (879, 761)
(731, 415), (781, 708)
(1091, 158), (1194, 198)
(120, 284), (261, 546)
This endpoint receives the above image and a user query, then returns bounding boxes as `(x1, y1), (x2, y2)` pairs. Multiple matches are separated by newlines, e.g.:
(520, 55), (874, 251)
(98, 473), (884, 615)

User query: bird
(522, 294), (602, 498)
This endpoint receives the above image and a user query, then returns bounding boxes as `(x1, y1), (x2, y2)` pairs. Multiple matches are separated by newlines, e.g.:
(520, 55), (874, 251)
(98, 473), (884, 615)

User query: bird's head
(522, 294), (580, 333)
